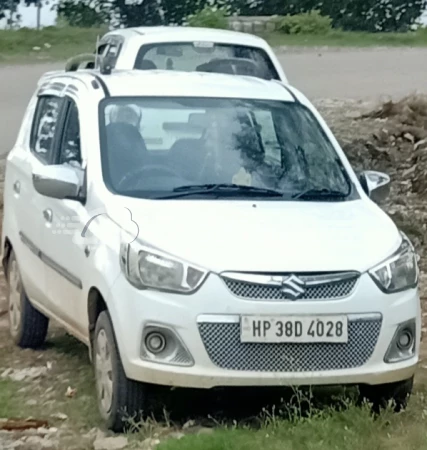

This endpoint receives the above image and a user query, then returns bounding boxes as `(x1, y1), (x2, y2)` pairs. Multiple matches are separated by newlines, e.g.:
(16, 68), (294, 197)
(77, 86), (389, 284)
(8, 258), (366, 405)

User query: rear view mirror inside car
(188, 112), (208, 127)
(162, 122), (205, 133)
(193, 41), (215, 54)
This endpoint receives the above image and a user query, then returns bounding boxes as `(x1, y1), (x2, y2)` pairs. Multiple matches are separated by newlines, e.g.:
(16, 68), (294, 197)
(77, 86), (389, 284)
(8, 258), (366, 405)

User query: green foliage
(237, 0), (427, 32)
(18, 0), (427, 33)
(187, 6), (229, 29)
(57, 0), (109, 28)
(110, 0), (163, 27)
(275, 10), (332, 35)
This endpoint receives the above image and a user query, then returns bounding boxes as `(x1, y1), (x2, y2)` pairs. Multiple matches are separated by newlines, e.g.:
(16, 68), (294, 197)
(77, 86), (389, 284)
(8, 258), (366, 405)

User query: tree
(110, 0), (163, 27)
(0, 0), (46, 28)
(52, 0), (427, 31)
(57, 0), (110, 27)
(237, 0), (427, 32)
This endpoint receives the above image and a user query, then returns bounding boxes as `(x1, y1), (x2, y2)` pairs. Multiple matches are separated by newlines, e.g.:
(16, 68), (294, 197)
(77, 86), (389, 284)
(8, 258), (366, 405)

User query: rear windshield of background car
(133, 42), (280, 80)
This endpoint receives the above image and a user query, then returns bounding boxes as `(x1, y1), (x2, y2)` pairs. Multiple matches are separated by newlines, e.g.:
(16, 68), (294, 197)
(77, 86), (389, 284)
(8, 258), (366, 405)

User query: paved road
(1, 47), (426, 154)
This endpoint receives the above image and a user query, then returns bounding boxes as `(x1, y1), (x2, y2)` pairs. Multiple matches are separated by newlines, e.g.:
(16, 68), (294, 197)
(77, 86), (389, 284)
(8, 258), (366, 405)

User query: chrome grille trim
(196, 313), (382, 323)
(221, 271), (360, 301)
(198, 315), (382, 372)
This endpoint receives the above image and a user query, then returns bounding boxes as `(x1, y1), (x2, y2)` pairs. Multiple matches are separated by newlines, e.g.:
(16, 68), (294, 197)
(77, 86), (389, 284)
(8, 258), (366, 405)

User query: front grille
(222, 276), (358, 301)
(198, 317), (382, 372)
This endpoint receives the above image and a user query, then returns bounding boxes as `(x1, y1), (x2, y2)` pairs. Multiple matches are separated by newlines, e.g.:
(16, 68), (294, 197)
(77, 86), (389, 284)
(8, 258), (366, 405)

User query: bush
(186, 6), (229, 29)
(275, 10), (333, 35)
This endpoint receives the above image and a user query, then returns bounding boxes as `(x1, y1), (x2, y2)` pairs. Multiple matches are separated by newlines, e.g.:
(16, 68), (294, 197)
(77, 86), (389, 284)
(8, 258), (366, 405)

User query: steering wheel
(117, 164), (183, 190)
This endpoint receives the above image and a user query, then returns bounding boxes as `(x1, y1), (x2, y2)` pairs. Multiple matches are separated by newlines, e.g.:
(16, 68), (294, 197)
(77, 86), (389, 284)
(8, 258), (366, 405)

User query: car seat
(105, 122), (148, 188)
(168, 138), (207, 181)
(135, 59), (157, 70)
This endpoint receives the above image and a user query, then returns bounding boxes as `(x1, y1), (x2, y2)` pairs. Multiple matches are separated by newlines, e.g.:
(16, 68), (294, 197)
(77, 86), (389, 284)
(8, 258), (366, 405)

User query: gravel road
(0, 47), (426, 154)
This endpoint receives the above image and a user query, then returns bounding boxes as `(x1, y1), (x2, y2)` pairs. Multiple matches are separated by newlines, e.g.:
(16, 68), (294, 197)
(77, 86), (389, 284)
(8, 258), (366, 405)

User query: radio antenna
(95, 35), (100, 70)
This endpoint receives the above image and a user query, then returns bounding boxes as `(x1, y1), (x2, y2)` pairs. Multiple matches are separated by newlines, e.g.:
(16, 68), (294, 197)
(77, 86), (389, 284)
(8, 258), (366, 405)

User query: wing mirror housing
(359, 170), (390, 203)
(32, 164), (85, 202)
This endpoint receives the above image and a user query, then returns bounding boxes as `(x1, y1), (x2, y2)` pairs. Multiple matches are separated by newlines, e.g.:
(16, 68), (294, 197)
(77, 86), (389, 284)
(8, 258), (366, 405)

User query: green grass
(157, 396), (427, 450)
(0, 26), (427, 64)
(0, 379), (29, 417)
(0, 331), (101, 431)
(263, 27), (427, 47)
(0, 26), (105, 63)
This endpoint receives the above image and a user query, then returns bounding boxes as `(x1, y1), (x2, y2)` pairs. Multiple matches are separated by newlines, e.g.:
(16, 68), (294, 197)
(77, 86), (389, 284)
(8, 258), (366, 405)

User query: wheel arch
(2, 237), (13, 281)
(88, 286), (108, 347)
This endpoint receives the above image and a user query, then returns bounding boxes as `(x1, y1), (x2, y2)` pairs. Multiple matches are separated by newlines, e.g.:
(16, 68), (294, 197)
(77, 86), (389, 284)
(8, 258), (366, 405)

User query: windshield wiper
(156, 183), (284, 199)
(292, 187), (349, 200)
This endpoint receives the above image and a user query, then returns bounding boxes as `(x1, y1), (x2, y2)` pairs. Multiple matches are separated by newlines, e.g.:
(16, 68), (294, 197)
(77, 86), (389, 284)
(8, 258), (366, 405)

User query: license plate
(240, 315), (348, 343)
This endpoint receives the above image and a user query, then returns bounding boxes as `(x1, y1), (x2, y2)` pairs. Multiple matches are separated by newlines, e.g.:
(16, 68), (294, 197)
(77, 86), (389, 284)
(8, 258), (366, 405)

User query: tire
(358, 376), (414, 413)
(7, 250), (49, 348)
(94, 310), (148, 432)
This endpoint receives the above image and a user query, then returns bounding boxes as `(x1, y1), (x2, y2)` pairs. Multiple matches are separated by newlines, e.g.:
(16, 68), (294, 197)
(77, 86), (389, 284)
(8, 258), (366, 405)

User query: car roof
(105, 26), (268, 47)
(39, 69), (302, 104)
(99, 70), (296, 101)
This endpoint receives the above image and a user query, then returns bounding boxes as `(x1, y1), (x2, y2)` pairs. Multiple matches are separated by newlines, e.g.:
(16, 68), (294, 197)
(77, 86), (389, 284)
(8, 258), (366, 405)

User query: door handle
(43, 209), (53, 223)
(13, 181), (20, 194)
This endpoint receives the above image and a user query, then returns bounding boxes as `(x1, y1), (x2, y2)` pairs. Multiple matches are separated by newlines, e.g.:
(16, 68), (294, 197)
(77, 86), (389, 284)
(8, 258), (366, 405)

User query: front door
(38, 96), (92, 341)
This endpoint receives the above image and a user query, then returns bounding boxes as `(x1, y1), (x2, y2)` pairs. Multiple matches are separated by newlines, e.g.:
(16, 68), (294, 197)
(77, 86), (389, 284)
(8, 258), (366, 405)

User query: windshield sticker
(232, 167), (252, 186)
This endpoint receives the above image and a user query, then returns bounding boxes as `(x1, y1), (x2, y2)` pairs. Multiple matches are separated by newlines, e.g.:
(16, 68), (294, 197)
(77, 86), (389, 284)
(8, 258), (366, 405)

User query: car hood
(108, 198), (401, 274)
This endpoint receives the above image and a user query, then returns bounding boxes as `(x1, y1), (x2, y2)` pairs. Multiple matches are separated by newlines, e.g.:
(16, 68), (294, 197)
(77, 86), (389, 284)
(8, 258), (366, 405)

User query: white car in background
(70, 26), (288, 82)
(2, 68), (420, 432)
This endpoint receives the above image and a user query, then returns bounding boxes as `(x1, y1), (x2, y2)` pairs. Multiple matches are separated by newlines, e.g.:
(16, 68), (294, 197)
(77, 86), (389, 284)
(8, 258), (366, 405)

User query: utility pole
(36, 0), (41, 29)
(8, 0), (15, 29)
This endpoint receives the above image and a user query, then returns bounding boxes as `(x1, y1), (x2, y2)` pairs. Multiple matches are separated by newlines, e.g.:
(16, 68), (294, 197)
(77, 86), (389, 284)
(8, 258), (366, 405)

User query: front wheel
(94, 311), (148, 432)
(358, 376), (414, 412)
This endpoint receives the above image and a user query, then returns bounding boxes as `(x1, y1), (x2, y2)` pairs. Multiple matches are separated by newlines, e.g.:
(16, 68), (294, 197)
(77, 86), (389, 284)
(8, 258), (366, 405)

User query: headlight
(120, 240), (208, 294)
(369, 233), (418, 293)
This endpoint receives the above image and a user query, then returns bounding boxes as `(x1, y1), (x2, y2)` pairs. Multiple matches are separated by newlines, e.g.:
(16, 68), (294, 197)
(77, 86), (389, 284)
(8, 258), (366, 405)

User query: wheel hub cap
(95, 329), (114, 414)
(8, 260), (22, 334)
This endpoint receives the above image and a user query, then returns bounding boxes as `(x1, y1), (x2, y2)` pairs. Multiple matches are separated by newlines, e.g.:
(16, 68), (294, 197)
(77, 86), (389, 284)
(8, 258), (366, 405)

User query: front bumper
(105, 272), (421, 389)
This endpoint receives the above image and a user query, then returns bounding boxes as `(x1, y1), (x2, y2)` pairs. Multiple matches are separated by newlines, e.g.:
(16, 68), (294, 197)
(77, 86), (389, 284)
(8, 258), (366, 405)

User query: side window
(96, 43), (109, 56)
(106, 42), (122, 68)
(30, 96), (63, 164)
(58, 100), (81, 166)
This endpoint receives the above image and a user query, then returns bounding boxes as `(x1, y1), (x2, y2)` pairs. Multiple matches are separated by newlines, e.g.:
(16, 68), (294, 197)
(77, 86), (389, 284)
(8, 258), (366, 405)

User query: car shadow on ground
(146, 383), (358, 428)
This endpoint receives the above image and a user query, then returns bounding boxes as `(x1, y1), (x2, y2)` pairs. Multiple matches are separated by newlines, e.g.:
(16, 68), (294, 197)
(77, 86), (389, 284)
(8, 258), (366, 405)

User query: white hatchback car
(2, 69), (420, 431)
(78, 26), (288, 82)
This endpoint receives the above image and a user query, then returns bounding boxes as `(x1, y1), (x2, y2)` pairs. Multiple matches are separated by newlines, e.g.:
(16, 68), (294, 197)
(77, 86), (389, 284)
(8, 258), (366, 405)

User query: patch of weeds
(0, 379), (30, 418)
(0, 328), (101, 431)
(156, 386), (427, 450)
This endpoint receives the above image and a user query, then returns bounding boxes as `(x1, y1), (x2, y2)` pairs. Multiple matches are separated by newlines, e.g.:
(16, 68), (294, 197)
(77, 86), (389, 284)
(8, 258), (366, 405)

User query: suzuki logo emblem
(281, 275), (306, 300)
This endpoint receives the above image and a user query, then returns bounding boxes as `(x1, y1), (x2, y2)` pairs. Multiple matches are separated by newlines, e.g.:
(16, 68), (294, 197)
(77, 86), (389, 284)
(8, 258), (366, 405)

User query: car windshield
(134, 42), (279, 80)
(99, 97), (352, 200)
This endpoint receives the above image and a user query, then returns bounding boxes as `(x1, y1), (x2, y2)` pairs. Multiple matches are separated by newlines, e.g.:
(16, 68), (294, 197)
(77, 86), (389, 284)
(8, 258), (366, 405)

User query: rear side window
(134, 42), (280, 80)
(30, 96), (63, 164)
(105, 40), (123, 69)
(96, 43), (109, 56)
(58, 99), (81, 166)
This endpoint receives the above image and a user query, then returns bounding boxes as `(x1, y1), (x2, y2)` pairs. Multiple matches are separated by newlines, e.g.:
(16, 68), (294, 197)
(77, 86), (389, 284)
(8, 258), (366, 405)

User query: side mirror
(32, 164), (84, 201)
(359, 170), (390, 203)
